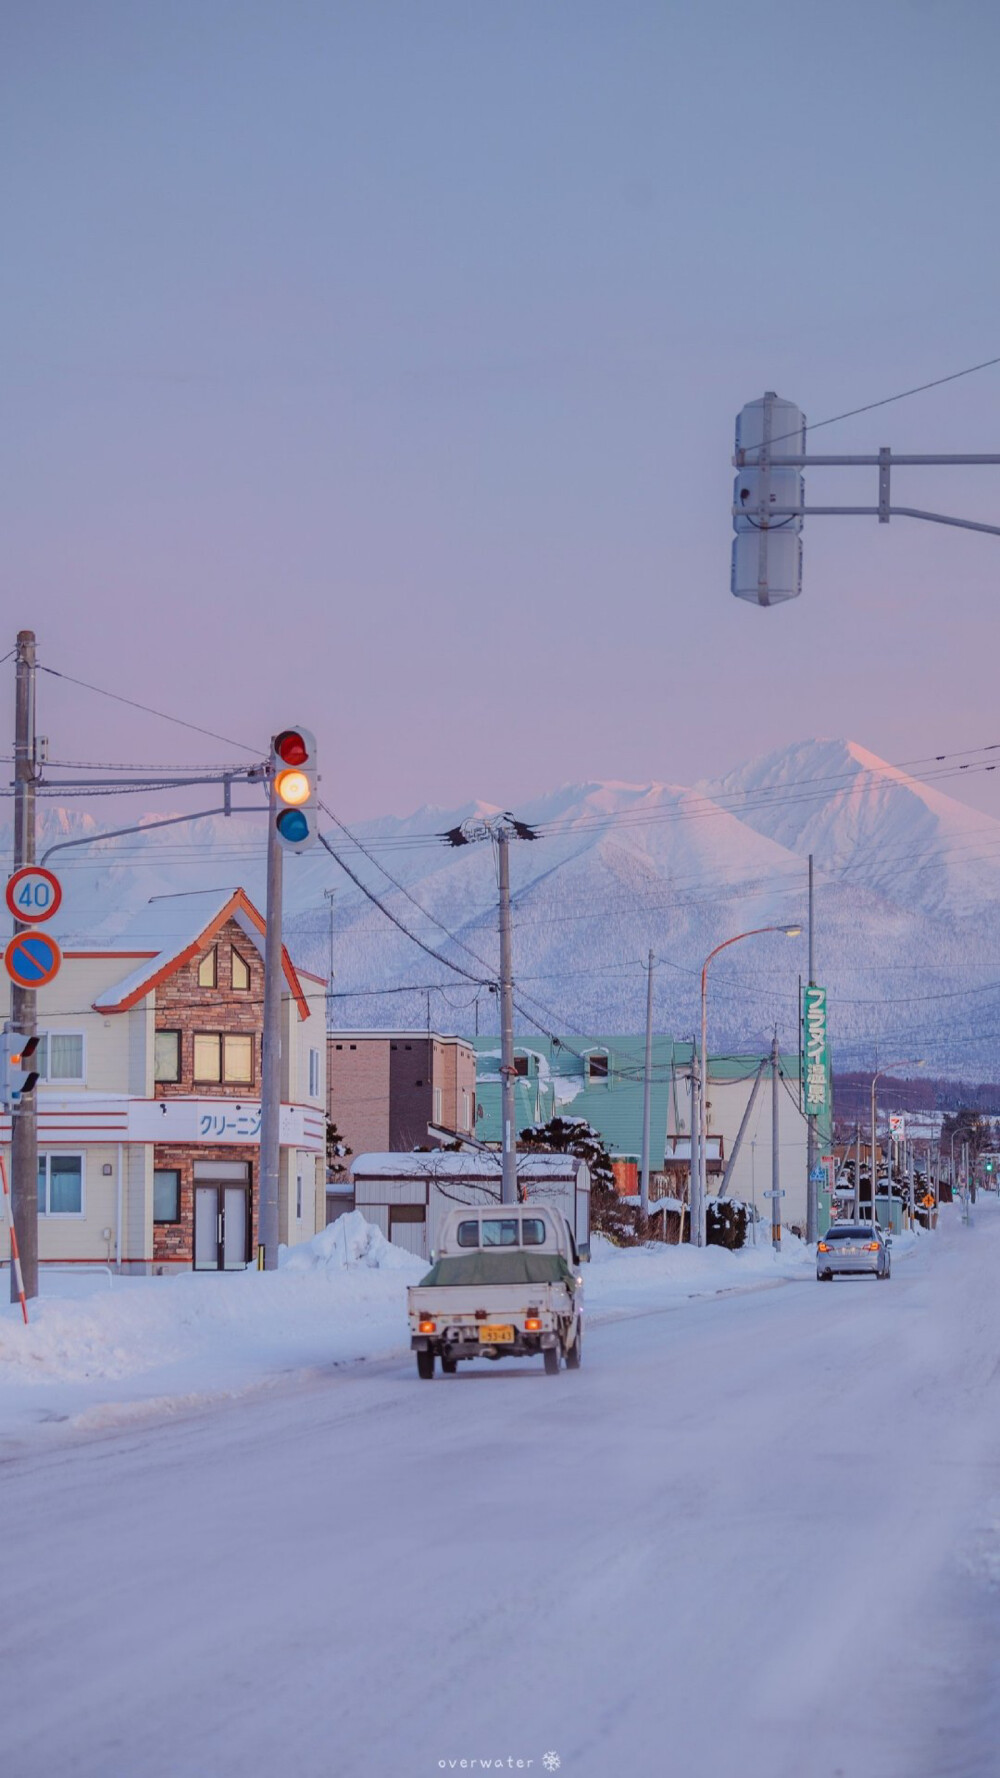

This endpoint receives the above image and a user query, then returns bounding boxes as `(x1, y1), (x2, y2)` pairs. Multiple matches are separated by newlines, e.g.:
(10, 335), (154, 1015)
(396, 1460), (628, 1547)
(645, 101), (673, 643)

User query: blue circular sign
(4, 929), (62, 988)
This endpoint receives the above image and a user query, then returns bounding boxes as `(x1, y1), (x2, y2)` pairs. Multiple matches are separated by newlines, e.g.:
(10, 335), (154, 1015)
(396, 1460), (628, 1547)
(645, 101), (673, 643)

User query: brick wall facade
(329, 1032), (478, 1165)
(152, 1142), (258, 1266)
(154, 917), (265, 1097)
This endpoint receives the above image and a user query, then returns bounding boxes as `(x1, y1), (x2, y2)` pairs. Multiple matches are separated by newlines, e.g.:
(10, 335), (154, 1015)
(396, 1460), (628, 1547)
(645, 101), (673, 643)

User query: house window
(309, 1048), (320, 1097)
(194, 1034), (222, 1083)
(34, 1033), (85, 1082)
(154, 1030), (181, 1083)
(587, 1052), (609, 1081)
(37, 1153), (83, 1216)
(154, 1168), (181, 1222)
(224, 1034), (254, 1083)
(433, 1087), (443, 1125)
(196, 1033), (254, 1084)
(514, 1054), (529, 1077)
(197, 948), (218, 988)
(231, 948), (251, 992)
(296, 1173), (303, 1221)
(461, 1089), (471, 1130)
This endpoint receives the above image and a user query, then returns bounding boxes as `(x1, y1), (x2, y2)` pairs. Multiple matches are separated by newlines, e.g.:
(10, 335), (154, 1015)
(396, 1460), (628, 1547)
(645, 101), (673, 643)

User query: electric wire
(37, 664), (263, 756)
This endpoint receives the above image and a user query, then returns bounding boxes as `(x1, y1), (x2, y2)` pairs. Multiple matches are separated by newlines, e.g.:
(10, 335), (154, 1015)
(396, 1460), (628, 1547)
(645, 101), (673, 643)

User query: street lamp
(869, 1059), (925, 1230)
(695, 924), (802, 1247)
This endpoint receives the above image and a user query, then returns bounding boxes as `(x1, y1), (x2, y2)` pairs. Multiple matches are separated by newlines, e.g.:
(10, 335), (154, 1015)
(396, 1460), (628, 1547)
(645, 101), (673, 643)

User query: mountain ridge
(4, 739), (1000, 1076)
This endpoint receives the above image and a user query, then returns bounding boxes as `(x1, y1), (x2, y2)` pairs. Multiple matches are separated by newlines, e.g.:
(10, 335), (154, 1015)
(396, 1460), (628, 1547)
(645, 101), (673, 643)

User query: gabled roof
(93, 888), (310, 1018)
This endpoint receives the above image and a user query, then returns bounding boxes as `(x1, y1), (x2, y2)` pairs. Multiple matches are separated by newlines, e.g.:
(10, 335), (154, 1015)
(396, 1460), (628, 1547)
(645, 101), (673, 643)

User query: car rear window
(481, 1218), (520, 1246)
(827, 1227), (872, 1240)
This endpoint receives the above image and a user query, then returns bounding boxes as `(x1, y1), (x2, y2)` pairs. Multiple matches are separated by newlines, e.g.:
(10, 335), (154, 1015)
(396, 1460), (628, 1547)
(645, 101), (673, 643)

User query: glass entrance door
(194, 1187), (220, 1271)
(223, 1186), (248, 1270)
(193, 1161), (251, 1270)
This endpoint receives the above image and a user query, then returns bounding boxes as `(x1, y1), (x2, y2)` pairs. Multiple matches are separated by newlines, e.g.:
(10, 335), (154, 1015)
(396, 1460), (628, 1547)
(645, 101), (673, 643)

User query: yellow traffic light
(275, 768), (310, 806)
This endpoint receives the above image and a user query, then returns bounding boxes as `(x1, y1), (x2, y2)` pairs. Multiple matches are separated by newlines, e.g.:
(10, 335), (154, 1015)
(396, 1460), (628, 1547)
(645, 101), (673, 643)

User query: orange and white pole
(0, 1150), (29, 1324)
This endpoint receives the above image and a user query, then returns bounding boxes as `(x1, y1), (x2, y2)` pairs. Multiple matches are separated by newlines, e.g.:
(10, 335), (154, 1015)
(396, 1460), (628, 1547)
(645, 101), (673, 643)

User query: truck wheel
(416, 1349), (435, 1380)
(441, 1355), (458, 1374)
(565, 1325), (582, 1369)
(544, 1345), (561, 1376)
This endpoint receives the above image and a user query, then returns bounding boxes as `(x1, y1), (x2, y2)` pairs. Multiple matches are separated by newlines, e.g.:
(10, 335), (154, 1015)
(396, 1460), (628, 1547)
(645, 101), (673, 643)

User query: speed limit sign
(5, 866), (63, 924)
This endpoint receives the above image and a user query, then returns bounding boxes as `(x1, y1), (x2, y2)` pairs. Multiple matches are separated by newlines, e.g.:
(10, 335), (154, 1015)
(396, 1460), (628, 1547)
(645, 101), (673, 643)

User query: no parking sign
(4, 929), (62, 988)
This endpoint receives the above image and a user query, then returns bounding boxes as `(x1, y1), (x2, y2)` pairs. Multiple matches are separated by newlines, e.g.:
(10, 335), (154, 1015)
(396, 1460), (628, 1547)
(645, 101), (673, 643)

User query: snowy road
(5, 1205), (1000, 1778)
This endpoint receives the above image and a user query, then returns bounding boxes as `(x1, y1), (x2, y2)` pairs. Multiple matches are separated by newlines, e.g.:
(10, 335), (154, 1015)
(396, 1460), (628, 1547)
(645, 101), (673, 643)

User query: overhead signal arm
(734, 448), (1000, 537)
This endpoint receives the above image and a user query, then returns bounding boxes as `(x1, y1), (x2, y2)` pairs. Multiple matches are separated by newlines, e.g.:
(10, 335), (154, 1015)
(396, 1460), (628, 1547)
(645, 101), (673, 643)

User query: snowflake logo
(542, 1756), (561, 1773)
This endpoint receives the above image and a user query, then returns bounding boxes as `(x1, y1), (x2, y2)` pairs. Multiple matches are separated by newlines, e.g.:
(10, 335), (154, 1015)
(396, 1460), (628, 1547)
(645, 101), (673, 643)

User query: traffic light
(0, 1026), (40, 1112)
(271, 727), (318, 852)
(731, 392), (805, 606)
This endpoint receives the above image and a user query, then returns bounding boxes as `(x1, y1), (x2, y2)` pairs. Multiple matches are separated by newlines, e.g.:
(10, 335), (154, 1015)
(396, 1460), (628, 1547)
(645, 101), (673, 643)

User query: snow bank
(0, 1214), (424, 1436)
(282, 1208), (417, 1273)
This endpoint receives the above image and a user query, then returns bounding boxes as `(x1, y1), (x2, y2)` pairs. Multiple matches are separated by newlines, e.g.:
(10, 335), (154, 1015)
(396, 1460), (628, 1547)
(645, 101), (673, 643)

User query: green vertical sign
(802, 985), (828, 1116)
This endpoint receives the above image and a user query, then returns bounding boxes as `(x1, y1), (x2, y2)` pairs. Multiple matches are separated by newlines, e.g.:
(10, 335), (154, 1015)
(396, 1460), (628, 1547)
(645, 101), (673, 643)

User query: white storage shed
(350, 1152), (591, 1262)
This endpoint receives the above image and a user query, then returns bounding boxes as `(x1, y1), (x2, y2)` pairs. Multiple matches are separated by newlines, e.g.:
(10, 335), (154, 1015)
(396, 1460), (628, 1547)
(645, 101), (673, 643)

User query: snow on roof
(92, 888), (310, 1018)
(351, 1152), (585, 1180)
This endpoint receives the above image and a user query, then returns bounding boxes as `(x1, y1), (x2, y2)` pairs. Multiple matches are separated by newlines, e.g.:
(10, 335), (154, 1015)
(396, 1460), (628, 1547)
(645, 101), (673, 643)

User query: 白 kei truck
(407, 1202), (583, 1378)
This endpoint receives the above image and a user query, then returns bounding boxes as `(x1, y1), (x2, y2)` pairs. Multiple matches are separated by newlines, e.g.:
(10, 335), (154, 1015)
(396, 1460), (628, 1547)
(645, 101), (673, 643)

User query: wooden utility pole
(10, 631), (39, 1301)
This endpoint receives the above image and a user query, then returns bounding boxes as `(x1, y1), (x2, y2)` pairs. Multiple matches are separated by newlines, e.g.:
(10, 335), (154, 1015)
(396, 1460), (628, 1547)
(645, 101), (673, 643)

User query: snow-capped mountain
(5, 739), (1000, 1076)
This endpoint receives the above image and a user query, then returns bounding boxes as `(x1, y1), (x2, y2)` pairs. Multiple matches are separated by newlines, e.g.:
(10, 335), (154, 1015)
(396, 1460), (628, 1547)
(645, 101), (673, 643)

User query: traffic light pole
(10, 632), (38, 1303)
(258, 771), (283, 1268)
(497, 829), (517, 1206)
(805, 856), (819, 1245)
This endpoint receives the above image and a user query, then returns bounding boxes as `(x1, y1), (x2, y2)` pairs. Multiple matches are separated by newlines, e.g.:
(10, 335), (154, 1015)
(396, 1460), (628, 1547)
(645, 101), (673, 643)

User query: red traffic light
(274, 730), (309, 767)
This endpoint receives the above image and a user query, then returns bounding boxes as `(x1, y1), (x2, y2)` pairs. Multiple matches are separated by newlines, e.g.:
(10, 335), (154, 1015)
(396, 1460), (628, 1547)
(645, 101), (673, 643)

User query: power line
(37, 664), (263, 755)
(764, 351), (1000, 449)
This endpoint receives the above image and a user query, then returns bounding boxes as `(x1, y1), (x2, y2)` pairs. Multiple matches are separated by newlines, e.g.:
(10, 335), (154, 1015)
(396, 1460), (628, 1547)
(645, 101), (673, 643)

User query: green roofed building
(473, 1034), (833, 1237)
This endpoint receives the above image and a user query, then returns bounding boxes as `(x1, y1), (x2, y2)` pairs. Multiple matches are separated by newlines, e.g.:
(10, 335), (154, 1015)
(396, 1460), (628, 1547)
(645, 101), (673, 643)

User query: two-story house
(0, 888), (327, 1272)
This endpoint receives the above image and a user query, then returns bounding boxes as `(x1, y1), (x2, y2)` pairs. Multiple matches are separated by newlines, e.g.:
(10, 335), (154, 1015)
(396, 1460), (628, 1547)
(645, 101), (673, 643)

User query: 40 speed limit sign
(5, 866), (63, 924)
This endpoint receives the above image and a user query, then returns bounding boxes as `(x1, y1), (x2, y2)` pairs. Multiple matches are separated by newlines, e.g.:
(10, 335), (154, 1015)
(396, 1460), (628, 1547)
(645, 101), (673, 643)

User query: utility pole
(10, 632), (39, 1302)
(770, 1029), (781, 1250)
(805, 855), (819, 1244)
(688, 1041), (700, 1245)
(258, 771), (283, 1268)
(639, 949), (654, 1219)
(497, 828), (517, 1205)
(324, 887), (336, 1029)
(853, 1121), (862, 1223)
(441, 814), (538, 1206)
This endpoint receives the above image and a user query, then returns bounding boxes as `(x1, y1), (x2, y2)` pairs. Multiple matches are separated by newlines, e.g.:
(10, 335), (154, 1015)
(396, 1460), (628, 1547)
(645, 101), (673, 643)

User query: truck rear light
(418, 1318), (436, 1334)
(524, 1316), (542, 1332)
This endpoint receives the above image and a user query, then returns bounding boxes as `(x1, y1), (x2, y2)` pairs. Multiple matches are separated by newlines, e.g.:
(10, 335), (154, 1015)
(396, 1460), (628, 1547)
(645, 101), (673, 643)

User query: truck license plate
(478, 1324), (515, 1343)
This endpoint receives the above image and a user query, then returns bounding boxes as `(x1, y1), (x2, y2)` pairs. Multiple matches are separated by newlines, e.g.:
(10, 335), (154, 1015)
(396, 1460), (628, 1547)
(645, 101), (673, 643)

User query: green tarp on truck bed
(417, 1252), (577, 1288)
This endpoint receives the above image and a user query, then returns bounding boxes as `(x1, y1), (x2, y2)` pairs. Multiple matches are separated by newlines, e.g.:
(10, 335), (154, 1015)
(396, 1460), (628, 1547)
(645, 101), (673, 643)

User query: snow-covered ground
(6, 1207), (992, 1778)
(0, 1213), (857, 1439)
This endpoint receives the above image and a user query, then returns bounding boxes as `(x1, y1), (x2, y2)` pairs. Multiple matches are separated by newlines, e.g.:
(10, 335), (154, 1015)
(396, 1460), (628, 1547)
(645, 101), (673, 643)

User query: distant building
(351, 1151), (591, 1262)
(473, 1035), (832, 1235)
(327, 1030), (478, 1162)
(0, 889), (327, 1274)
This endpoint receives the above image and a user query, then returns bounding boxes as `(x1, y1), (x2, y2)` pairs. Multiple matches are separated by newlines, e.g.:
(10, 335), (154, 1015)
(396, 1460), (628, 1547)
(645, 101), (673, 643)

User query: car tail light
(867, 1242), (879, 1252)
(817, 1242), (829, 1252)
(418, 1318), (436, 1334)
(525, 1316), (542, 1332)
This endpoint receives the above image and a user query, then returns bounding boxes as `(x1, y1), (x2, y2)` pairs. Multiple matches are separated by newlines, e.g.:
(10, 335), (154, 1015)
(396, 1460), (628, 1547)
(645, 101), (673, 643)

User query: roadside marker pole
(0, 1151), (29, 1323)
